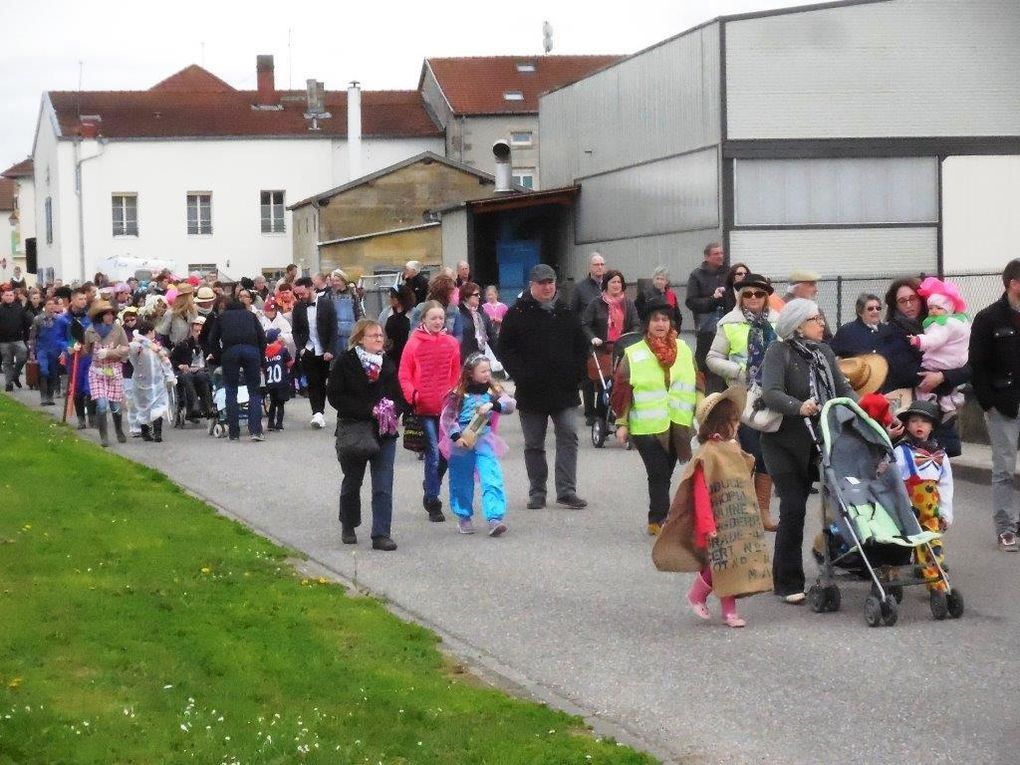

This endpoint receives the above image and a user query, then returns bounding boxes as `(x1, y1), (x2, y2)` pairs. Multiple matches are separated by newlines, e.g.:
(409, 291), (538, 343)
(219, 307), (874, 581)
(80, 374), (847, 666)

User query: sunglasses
(864, 306), (882, 312)
(896, 295), (919, 305)
(469, 292), (481, 298)
(741, 290), (767, 299)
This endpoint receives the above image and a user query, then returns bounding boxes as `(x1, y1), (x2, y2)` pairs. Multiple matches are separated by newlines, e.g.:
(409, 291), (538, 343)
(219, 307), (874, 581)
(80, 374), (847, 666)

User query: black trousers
(631, 434), (678, 524)
(770, 468), (813, 597)
(179, 370), (213, 415)
(301, 350), (330, 415)
(267, 388), (287, 428)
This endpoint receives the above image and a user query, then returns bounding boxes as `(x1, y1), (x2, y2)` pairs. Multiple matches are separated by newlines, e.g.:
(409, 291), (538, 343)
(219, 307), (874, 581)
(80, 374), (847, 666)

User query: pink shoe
(687, 574), (712, 620)
(721, 597), (745, 628)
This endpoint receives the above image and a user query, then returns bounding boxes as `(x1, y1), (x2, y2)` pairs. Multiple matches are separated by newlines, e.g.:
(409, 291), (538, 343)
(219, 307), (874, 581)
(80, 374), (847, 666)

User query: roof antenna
(201, 41), (206, 67)
(288, 28), (293, 89)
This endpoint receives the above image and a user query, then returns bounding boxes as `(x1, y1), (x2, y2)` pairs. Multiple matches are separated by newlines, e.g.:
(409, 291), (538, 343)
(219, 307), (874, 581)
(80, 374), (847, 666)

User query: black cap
(896, 399), (941, 425)
(529, 264), (557, 282)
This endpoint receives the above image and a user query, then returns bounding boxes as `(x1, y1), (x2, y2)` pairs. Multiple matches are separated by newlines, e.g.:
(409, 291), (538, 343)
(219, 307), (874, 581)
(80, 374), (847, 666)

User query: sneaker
(311, 412), (325, 429)
(341, 528), (357, 545)
(556, 494), (588, 510)
(372, 536), (397, 551)
(999, 531), (1019, 552)
(647, 523), (663, 536)
(487, 519), (508, 537)
(526, 497), (546, 510)
(457, 518), (475, 535)
(780, 592), (806, 604)
(251, 433), (265, 442)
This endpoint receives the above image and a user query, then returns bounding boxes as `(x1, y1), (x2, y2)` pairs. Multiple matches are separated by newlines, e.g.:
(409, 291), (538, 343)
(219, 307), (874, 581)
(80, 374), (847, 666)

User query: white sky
(0, 0), (809, 167)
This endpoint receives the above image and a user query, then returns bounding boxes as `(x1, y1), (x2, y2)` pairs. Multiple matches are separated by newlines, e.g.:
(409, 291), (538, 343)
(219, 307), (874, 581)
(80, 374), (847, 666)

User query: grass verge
(0, 396), (656, 764)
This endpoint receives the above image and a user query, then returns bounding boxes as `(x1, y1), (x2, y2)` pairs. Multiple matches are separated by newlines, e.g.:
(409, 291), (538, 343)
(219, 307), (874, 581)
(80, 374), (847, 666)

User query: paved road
(9, 388), (1019, 764)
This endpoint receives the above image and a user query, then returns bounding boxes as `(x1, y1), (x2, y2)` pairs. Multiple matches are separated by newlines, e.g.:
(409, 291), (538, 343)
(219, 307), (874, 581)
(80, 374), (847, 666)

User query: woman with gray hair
(635, 266), (682, 328)
(830, 292), (891, 358)
(761, 298), (855, 603)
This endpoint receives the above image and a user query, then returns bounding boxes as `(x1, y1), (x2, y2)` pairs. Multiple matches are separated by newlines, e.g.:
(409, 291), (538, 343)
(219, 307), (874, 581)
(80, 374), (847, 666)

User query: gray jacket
(761, 340), (855, 431)
(684, 263), (728, 333)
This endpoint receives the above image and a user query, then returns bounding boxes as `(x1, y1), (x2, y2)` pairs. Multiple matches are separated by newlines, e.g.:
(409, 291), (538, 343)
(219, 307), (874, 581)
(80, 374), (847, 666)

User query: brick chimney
(256, 54), (276, 106)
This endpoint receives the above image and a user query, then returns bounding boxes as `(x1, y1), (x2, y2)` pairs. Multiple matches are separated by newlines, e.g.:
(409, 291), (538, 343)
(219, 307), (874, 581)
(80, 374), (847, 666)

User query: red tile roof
(0, 177), (16, 211)
(1, 158), (33, 179)
(424, 55), (624, 114)
(47, 66), (443, 140)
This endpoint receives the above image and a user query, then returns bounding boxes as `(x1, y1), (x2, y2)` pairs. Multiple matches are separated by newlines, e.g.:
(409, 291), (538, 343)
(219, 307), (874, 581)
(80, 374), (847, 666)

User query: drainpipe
(74, 136), (104, 281)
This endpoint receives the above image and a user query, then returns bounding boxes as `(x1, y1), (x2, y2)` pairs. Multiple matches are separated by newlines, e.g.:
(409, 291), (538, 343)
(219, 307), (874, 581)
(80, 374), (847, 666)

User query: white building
(31, 56), (444, 283)
(0, 158), (34, 281)
(540, 0), (1020, 285)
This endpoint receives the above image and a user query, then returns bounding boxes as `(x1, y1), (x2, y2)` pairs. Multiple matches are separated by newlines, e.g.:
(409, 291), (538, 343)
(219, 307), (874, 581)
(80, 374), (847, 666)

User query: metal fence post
(836, 275), (843, 326)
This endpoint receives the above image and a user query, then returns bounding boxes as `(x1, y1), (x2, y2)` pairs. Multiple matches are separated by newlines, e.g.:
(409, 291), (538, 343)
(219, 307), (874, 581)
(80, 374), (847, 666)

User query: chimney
(347, 81), (362, 180)
(492, 140), (513, 193)
(256, 54), (276, 106)
(79, 115), (102, 139)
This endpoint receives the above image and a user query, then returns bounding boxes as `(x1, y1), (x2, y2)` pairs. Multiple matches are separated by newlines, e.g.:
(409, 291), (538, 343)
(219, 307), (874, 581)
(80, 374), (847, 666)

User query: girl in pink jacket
(910, 277), (971, 416)
(399, 301), (461, 522)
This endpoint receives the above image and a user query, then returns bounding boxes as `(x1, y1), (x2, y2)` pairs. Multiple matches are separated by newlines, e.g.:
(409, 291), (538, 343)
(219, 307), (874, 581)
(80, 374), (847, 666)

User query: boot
(112, 412), (127, 443)
(96, 412), (110, 448)
(77, 416), (88, 430)
(141, 424), (153, 442)
(755, 473), (778, 532)
(153, 418), (163, 443)
(687, 574), (712, 620)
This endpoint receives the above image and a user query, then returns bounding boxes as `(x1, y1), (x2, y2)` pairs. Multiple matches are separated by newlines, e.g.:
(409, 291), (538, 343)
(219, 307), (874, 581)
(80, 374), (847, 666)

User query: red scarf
(603, 293), (625, 342)
(646, 329), (678, 368)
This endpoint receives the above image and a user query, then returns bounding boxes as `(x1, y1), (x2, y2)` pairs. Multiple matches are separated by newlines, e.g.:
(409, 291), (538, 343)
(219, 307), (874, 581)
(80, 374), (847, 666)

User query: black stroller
(807, 398), (964, 627)
(589, 332), (642, 448)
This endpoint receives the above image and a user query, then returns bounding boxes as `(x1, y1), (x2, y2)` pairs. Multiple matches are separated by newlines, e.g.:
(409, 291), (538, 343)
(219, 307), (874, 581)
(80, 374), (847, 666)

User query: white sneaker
(311, 412), (325, 429)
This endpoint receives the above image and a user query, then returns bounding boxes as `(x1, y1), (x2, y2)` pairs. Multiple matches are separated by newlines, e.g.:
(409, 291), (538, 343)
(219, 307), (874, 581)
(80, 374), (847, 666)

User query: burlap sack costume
(652, 438), (773, 599)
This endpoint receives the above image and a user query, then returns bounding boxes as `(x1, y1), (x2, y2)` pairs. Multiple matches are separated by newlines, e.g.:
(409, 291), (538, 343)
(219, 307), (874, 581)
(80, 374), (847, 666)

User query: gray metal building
(539, 0), (1020, 284)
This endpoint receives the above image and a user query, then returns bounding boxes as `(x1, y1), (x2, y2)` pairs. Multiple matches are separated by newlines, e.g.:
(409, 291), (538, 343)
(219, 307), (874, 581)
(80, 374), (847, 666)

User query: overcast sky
(0, 0), (806, 168)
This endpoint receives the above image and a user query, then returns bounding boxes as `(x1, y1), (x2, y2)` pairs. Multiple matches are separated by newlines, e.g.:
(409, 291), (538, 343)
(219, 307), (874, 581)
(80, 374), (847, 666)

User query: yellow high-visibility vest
(625, 340), (696, 435)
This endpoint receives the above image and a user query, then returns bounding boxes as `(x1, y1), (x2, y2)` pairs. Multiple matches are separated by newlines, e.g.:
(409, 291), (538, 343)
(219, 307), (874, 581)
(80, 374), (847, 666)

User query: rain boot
(755, 473), (778, 532)
(141, 424), (153, 442)
(687, 573), (712, 620)
(112, 412), (127, 443)
(153, 418), (163, 443)
(96, 412), (110, 448)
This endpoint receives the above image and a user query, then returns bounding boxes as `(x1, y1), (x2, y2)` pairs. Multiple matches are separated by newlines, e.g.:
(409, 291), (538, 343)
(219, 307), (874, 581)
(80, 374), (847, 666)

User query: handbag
(741, 382), (782, 433)
(335, 418), (380, 461)
(402, 412), (427, 453)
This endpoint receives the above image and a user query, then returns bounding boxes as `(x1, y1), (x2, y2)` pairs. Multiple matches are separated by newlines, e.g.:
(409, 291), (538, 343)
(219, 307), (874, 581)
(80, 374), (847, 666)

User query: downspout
(74, 138), (104, 281)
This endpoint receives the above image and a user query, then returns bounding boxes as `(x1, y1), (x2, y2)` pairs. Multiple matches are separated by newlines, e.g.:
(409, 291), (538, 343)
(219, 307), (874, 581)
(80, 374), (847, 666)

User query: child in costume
(652, 385), (772, 628)
(909, 277), (970, 416)
(264, 327), (293, 431)
(894, 400), (953, 592)
(81, 300), (131, 447)
(128, 318), (175, 443)
(439, 353), (516, 537)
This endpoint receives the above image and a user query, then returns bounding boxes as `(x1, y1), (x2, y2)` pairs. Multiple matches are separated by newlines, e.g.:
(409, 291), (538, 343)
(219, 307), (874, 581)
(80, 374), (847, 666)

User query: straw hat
(696, 384), (747, 426)
(88, 299), (116, 319)
(195, 286), (215, 302)
(175, 282), (195, 296)
(789, 269), (821, 284)
(837, 354), (888, 396)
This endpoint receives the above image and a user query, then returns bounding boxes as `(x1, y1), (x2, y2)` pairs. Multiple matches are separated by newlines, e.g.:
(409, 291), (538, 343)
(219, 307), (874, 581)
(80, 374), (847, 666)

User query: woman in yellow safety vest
(706, 273), (780, 531)
(611, 297), (698, 536)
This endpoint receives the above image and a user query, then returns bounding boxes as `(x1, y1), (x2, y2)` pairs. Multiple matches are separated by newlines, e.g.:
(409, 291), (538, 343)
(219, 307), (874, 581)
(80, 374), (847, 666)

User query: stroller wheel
(946, 588), (964, 619)
(880, 598), (898, 627)
(864, 595), (883, 627)
(212, 422), (226, 439)
(591, 419), (606, 448)
(824, 585), (841, 613)
(808, 585), (826, 613)
(889, 585), (904, 604)
(929, 590), (949, 621)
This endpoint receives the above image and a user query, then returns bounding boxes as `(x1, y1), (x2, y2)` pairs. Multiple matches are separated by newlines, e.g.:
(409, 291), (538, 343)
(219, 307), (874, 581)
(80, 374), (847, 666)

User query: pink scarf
(603, 294), (625, 342)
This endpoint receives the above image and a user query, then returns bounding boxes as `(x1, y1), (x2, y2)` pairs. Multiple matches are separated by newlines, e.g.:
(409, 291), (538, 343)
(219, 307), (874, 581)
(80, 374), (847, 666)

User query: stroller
(589, 332), (642, 448)
(807, 398), (964, 627)
(207, 366), (255, 439)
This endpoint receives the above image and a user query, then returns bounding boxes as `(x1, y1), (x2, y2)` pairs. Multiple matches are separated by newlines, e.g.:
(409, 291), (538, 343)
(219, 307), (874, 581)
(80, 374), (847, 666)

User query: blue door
(497, 240), (540, 305)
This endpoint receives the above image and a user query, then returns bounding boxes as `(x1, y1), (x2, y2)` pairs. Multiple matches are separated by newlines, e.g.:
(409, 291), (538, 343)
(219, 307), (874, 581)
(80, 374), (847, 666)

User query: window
(260, 190), (285, 233)
(515, 62), (536, 73)
(112, 194), (138, 236)
(512, 169), (535, 189)
(187, 193), (212, 235)
(188, 263), (218, 278)
(44, 197), (53, 244)
(509, 131), (533, 146)
(503, 90), (524, 101)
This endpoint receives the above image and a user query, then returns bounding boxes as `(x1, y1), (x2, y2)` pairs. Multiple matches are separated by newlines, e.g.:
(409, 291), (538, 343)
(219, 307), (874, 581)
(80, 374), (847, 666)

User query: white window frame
(260, 190), (286, 234)
(187, 193), (213, 235)
(512, 169), (536, 189)
(515, 62), (536, 73)
(502, 90), (524, 101)
(509, 131), (533, 146)
(112, 194), (138, 237)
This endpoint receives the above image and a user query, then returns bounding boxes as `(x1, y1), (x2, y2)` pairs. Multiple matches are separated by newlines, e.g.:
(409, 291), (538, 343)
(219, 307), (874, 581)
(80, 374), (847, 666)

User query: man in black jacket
(569, 252), (606, 425)
(208, 299), (267, 441)
(969, 259), (1020, 551)
(685, 242), (729, 392)
(499, 264), (589, 510)
(291, 276), (338, 429)
(0, 285), (32, 391)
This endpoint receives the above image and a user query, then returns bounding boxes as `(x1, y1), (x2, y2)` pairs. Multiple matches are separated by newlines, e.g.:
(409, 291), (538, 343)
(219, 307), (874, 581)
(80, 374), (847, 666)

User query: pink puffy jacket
(398, 327), (461, 416)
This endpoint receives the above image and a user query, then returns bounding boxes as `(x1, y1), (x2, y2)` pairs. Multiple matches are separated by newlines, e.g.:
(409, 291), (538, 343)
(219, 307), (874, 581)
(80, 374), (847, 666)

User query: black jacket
(497, 292), (587, 414)
(635, 286), (682, 330)
(0, 302), (32, 343)
(208, 307), (266, 363)
(581, 296), (641, 344)
(405, 273), (430, 307)
(569, 276), (602, 317)
(170, 336), (204, 370)
(292, 294), (338, 357)
(326, 347), (403, 422)
(685, 263), (728, 332)
(456, 305), (497, 361)
(970, 294), (1020, 417)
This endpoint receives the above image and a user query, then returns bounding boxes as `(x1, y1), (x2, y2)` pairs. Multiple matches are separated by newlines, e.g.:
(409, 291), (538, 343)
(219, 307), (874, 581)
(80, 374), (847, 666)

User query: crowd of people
(3, 249), (1020, 623)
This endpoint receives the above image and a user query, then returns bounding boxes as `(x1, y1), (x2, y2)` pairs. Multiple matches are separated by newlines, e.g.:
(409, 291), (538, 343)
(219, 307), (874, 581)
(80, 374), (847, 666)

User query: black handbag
(335, 418), (380, 461)
(402, 413), (427, 453)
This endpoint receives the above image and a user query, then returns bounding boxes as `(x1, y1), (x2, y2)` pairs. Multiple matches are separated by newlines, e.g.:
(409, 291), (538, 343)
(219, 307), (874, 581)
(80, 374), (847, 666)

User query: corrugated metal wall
(726, 0), (1020, 139)
(729, 227), (937, 279)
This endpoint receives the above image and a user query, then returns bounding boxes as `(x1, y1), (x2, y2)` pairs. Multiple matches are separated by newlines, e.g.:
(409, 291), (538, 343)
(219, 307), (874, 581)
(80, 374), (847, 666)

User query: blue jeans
(338, 434), (396, 538)
(221, 344), (263, 438)
(449, 443), (506, 521)
(421, 415), (448, 502)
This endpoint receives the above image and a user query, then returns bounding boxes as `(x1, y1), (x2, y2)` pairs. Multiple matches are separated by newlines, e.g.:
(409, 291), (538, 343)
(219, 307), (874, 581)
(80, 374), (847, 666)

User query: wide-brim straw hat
(837, 353), (888, 396)
(195, 286), (216, 302)
(88, 299), (116, 319)
(175, 282), (195, 296)
(789, 269), (821, 283)
(696, 383), (747, 426)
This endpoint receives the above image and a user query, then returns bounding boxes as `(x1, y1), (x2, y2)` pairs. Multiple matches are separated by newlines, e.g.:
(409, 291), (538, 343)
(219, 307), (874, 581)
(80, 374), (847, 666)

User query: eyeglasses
(807, 315), (826, 325)
(864, 306), (882, 312)
(469, 292), (481, 298)
(896, 295), (919, 305)
(363, 332), (385, 339)
(741, 290), (767, 299)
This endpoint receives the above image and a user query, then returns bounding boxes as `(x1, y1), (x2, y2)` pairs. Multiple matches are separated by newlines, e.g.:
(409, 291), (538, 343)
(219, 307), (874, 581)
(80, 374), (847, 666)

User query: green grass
(0, 396), (656, 765)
